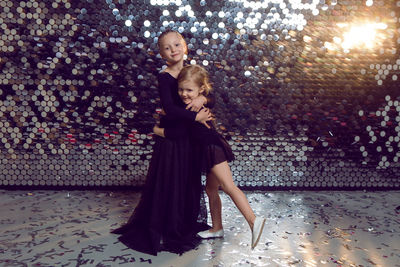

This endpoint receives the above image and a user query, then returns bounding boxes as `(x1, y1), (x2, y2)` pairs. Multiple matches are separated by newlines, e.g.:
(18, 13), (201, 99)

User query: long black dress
(111, 72), (209, 255)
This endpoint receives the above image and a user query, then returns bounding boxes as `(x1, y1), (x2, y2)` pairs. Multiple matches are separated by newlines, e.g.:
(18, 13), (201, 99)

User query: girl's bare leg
(209, 161), (256, 230)
(205, 172), (223, 232)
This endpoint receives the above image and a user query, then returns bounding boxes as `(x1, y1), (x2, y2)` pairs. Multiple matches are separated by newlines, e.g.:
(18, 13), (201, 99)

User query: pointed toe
(251, 217), (266, 249)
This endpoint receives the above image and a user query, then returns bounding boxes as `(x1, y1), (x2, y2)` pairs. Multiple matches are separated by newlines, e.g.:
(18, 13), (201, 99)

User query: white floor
(0, 189), (399, 267)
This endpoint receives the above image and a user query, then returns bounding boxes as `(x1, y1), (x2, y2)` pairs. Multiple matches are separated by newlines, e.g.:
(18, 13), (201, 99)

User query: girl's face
(159, 32), (187, 64)
(178, 79), (204, 105)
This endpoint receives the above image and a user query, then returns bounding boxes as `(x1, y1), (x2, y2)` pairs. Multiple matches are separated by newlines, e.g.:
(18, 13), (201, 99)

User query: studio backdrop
(0, 0), (399, 189)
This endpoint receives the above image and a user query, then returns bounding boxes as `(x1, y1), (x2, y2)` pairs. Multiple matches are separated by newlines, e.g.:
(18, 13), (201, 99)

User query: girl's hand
(195, 108), (212, 129)
(153, 125), (165, 138)
(186, 95), (207, 112)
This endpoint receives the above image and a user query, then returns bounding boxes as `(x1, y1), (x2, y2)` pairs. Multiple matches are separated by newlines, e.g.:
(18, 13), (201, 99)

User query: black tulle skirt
(111, 136), (209, 255)
(192, 128), (235, 175)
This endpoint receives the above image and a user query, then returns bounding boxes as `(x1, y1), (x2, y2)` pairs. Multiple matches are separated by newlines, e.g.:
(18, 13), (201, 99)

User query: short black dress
(189, 120), (235, 175)
(111, 72), (209, 255)
(164, 110), (235, 175)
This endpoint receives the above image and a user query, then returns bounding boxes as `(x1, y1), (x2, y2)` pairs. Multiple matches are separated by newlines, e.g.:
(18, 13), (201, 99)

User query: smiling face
(158, 32), (187, 65)
(178, 79), (204, 105)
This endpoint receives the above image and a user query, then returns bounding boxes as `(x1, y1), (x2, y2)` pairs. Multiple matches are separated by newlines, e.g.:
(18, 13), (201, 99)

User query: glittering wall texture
(0, 0), (399, 188)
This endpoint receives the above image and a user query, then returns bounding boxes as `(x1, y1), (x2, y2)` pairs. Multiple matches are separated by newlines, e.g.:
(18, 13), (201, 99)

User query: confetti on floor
(0, 189), (399, 267)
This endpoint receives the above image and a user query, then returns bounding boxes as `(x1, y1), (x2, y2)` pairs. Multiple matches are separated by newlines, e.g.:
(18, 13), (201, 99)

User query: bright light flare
(339, 23), (387, 50)
(341, 25), (376, 49)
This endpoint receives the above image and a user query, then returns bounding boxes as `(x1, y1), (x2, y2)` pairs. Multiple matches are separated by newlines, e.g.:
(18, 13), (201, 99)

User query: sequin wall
(0, 0), (399, 189)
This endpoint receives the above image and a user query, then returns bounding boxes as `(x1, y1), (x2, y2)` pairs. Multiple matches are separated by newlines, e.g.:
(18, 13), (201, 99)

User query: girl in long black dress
(154, 65), (266, 249)
(111, 31), (212, 255)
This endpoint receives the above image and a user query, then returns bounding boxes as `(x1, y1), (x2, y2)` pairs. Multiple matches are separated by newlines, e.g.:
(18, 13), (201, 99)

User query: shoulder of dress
(158, 71), (175, 80)
(157, 72), (166, 81)
(158, 71), (168, 77)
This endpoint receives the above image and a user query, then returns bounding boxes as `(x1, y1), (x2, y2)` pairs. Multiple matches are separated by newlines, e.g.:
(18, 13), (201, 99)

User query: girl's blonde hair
(178, 65), (212, 96)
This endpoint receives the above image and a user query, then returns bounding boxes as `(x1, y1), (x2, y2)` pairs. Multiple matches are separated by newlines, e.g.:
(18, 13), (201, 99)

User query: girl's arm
(153, 125), (165, 138)
(186, 93), (215, 112)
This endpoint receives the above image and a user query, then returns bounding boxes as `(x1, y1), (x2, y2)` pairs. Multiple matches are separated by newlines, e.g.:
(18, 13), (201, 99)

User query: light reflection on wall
(0, 0), (399, 189)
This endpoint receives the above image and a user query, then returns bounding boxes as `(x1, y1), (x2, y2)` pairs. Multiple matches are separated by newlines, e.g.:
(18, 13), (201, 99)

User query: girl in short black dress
(154, 64), (266, 249)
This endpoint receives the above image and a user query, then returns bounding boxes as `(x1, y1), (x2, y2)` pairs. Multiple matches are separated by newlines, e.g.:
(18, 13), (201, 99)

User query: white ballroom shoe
(197, 229), (224, 239)
(251, 217), (266, 249)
